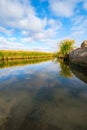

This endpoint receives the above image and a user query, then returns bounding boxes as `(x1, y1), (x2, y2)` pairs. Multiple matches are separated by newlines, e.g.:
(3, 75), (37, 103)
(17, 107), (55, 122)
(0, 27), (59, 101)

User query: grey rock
(81, 40), (87, 47)
(69, 47), (87, 66)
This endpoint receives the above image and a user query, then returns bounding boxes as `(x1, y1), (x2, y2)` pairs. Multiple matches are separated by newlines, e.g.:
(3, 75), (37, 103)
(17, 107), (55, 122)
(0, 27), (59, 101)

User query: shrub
(58, 39), (75, 57)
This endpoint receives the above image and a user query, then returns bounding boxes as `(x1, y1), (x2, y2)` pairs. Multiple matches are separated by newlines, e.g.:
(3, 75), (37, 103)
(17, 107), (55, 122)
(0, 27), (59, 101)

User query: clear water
(0, 59), (87, 130)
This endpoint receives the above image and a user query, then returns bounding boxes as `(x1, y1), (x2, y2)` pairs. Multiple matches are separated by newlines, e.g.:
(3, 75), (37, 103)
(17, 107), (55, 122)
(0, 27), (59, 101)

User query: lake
(0, 59), (87, 130)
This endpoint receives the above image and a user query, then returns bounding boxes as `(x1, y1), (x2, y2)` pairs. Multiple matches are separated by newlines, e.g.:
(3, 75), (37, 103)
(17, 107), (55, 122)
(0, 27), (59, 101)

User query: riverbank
(0, 50), (53, 60)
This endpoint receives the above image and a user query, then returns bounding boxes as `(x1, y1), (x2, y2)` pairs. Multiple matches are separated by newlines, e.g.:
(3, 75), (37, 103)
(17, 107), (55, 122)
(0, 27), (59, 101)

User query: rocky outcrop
(69, 47), (87, 66)
(81, 40), (87, 47)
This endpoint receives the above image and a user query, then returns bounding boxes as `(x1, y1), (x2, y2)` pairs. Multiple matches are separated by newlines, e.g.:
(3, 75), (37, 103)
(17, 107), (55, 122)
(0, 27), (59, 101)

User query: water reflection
(0, 58), (52, 68)
(70, 63), (87, 84)
(57, 58), (87, 84)
(0, 60), (87, 130)
(57, 59), (73, 78)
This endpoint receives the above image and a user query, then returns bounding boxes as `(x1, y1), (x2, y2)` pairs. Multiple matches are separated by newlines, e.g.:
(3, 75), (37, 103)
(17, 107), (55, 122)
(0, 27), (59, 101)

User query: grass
(0, 50), (53, 60)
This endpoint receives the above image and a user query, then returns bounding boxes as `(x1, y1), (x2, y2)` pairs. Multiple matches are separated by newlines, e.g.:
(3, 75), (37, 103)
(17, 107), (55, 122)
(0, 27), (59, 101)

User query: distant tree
(58, 39), (75, 57)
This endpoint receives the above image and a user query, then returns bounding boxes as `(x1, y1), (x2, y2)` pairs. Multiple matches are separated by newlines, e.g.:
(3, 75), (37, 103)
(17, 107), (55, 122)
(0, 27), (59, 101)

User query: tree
(58, 39), (75, 57)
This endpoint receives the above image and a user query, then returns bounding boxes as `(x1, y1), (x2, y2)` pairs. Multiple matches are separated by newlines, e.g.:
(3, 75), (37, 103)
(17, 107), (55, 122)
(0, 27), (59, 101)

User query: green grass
(0, 50), (53, 60)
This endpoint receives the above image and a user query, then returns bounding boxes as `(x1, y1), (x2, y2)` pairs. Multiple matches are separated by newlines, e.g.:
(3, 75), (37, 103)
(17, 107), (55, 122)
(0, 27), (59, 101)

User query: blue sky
(0, 0), (87, 52)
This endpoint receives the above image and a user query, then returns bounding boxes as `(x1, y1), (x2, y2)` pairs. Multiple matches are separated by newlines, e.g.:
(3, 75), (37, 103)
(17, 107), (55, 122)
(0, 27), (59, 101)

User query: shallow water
(0, 59), (87, 130)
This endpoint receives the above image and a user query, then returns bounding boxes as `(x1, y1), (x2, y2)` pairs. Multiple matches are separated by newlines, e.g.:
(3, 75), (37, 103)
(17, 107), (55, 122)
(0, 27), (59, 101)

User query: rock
(81, 40), (87, 47)
(69, 47), (87, 66)
(70, 63), (87, 83)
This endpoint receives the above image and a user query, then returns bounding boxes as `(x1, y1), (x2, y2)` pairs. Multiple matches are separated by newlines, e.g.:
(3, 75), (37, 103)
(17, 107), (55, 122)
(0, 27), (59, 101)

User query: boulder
(69, 47), (87, 66)
(81, 40), (87, 47)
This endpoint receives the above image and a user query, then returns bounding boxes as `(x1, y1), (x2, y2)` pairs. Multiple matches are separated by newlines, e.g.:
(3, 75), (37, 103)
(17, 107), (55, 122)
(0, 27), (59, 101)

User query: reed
(0, 50), (53, 60)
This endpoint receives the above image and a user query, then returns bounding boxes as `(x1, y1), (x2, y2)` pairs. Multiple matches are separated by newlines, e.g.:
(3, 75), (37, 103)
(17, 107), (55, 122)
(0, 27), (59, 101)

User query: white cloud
(0, 26), (14, 35)
(71, 16), (87, 34)
(48, 19), (62, 30)
(65, 15), (87, 47)
(48, 0), (86, 17)
(0, 36), (24, 50)
(33, 28), (55, 40)
(21, 30), (29, 36)
(83, 1), (87, 10)
(19, 18), (62, 46)
(71, 30), (84, 38)
(34, 33), (45, 40)
(0, 37), (7, 45)
(0, 0), (63, 52)
(33, 19), (62, 41)
(0, 0), (63, 34)
(49, 0), (75, 17)
(32, 47), (50, 52)
(8, 37), (17, 42)
(0, 0), (47, 33)
(21, 37), (33, 43)
(2, 0), (87, 51)
(17, 17), (47, 32)
(71, 16), (84, 25)
(0, 0), (24, 19)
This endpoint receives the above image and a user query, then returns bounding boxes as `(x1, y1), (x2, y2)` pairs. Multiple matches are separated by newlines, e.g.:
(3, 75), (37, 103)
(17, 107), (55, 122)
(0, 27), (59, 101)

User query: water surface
(0, 59), (87, 130)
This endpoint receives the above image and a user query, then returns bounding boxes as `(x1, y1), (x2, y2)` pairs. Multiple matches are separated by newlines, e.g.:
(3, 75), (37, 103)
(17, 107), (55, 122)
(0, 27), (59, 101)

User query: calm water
(0, 59), (87, 130)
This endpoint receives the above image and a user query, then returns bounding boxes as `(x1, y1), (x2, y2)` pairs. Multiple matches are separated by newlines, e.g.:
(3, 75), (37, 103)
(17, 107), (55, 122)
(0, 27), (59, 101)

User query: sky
(0, 0), (87, 52)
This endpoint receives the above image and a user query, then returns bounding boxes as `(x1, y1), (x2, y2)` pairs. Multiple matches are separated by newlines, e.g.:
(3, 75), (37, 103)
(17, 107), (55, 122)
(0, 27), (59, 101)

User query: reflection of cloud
(0, 81), (87, 130)
(0, 61), (61, 90)
(0, 66), (29, 81)
(0, 60), (87, 130)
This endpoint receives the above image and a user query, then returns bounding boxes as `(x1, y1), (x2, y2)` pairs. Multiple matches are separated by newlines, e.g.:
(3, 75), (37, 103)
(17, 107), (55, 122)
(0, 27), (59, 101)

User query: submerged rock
(69, 47), (87, 66)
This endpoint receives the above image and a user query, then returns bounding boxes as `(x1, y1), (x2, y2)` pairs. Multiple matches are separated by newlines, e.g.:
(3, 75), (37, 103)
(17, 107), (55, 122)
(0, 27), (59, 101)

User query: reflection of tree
(58, 59), (73, 78)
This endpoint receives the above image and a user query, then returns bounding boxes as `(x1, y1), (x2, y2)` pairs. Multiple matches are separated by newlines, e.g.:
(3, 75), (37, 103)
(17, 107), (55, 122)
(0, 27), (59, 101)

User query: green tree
(58, 39), (75, 57)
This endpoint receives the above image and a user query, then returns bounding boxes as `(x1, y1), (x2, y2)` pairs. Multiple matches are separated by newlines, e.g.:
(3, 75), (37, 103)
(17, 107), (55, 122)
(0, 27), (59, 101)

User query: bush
(58, 39), (75, 57)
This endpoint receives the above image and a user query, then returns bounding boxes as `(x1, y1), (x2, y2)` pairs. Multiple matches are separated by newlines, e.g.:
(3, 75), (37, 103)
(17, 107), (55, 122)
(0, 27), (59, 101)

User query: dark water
(0, 59), (87, 130)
